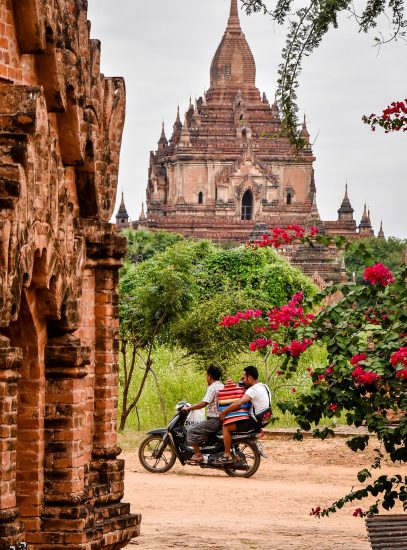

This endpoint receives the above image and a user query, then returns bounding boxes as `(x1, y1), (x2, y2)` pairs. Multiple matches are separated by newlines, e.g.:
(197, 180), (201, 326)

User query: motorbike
(138, 402), (266, 478)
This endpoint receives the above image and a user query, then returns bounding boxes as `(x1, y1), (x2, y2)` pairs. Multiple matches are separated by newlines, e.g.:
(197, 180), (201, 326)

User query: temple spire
(139, 202), (146, 221)
(116, 191), (129, 228)
(158, 122), (168, 149)
(209, 0), (255, 90)
(301, 114), (310, 144)
(179, 114), (191, 146)
(337, 182), (354, 221)
(227, 0), (241, 30)
(378, 220), (385, 239)
(359, 203), (374, 236)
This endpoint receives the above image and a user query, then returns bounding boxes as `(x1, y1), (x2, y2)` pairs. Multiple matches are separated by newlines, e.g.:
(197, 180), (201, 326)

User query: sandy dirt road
(122, 436), (406, 550)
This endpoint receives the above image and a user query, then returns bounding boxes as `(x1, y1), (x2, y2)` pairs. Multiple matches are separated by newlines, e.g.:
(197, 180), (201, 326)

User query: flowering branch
(218, 224), (407, 516)
(363, 99), (407, 132)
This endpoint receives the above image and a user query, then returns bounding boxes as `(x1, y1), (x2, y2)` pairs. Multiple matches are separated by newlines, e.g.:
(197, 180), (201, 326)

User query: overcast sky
(87, 0), (406, 238)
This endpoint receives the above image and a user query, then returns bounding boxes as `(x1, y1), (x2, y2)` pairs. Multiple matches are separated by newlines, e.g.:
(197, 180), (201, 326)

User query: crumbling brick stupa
(0, 1), (140, 548)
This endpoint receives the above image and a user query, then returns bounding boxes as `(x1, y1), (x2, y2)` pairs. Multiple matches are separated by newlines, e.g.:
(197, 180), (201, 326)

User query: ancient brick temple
(0, 1), (140, 548)
(126, 0), (378, 283)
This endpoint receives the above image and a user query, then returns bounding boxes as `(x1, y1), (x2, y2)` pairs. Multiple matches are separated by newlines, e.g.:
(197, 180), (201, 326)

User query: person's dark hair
(206, 364), (222, 381)
(244, 365), (259, 380)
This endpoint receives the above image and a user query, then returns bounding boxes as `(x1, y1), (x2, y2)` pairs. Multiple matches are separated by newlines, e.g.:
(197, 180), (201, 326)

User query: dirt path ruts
(122, 437), (406, 549)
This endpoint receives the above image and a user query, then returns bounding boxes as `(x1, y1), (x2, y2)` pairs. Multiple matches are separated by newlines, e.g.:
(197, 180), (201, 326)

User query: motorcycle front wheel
(225, 440), (261, 478)
(138, 434), (177, 473)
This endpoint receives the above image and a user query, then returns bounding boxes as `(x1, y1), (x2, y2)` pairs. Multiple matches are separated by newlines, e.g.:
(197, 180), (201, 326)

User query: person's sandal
(187, 455), (203, 464)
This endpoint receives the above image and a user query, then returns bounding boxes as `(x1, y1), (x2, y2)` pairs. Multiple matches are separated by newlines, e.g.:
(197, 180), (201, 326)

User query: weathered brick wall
(0, 1), (140, 548)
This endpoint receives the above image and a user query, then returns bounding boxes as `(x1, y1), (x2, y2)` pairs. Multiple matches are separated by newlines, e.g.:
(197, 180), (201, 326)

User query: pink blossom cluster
(310, 506), (326, 518)
(390, 346), (407, 367)
(353, 508), (364, 517)
(218, 308), (262, 327)
(286, 338), (314, 356)
(391, 347), (407, 379)
(267, 291), (314, 330)
(363, 263), (395, 287)
(364, 99), (407, 132)
(352, 367), (381, 385)
(249, 338), (273, 352)
(249, 225), (320, 250)
(350, 353), (367, 366)
(249, 337), (313, 356)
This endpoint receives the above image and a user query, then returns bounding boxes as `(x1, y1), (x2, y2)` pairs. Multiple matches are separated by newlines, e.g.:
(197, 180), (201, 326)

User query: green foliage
(122, 228), (184, 264)
(119, 343), (329, 432)
(260, 254), (406, 514)
(118, 233), (316, 429)
(195, 245), (314, 304)
(345, 237), (407, 283)
(241, 0), (406, 148)
(120, 245), (197, 346)
(121, 236), (314, 362)
(172, 291), (262, 365)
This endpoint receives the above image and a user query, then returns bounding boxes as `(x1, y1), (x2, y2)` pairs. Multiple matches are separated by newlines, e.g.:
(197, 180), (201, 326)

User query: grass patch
(118, 343), (338, 434)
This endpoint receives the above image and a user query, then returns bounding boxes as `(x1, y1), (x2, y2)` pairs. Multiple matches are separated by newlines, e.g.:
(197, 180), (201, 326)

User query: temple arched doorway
(241, 190), (253, 220)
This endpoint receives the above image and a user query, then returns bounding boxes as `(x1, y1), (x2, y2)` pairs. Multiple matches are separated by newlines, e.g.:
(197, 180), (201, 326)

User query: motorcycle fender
(146, 428), (168, 436)
(255, 440), (267, 458)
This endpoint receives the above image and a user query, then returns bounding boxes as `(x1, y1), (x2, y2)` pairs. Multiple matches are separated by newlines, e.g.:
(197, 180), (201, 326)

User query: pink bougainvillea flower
(350, 353), (367, 366)
(352, 367), (381, 385)
(328, 404), (338, 411)
(390, 346), (407, 367)
(291, 387), (297, 393)
(363, 263), (394, 287)
(353, 508), (364, 517)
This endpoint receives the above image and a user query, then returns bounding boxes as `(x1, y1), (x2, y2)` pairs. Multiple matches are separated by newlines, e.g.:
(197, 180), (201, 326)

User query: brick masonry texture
(0, 1), (140, 548)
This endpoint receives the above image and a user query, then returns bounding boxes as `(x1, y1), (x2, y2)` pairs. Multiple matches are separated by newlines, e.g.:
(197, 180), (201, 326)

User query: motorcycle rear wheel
(138, 435), (177, 473)
(225, 441), (260, 478)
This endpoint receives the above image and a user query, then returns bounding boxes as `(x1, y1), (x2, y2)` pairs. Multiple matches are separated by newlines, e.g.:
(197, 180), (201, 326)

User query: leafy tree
(174, 245), (315, 364)
(345, 237), (407, 283)
(122, 228), (184, 264)
(119, 243), (197, 430)
(241, 0), (406, 147)
(119, 237), (315, 427)
(195, 245), (314, 303)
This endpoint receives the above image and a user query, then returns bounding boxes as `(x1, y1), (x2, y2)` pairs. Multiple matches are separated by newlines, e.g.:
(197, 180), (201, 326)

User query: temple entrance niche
(241, 189), (253, 220)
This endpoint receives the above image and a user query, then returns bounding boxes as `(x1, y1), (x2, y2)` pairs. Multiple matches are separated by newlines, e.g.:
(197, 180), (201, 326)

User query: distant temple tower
(359, 203), (375, 237)
(116, 191), (129, 228)
(143, 0), (319, 238)
(124, 0), (382, 282)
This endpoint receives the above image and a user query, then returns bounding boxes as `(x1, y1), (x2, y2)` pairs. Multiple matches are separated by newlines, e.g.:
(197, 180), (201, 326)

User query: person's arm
(182, 401), (207, 413)
(219, 395), (251, 421)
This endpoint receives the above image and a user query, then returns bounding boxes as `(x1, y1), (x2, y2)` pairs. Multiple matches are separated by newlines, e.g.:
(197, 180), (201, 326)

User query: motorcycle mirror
(175, 401), (191, 411)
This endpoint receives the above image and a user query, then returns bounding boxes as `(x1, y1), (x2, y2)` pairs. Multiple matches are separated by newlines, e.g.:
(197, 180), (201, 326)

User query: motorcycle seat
(216, 429), (259, 440)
